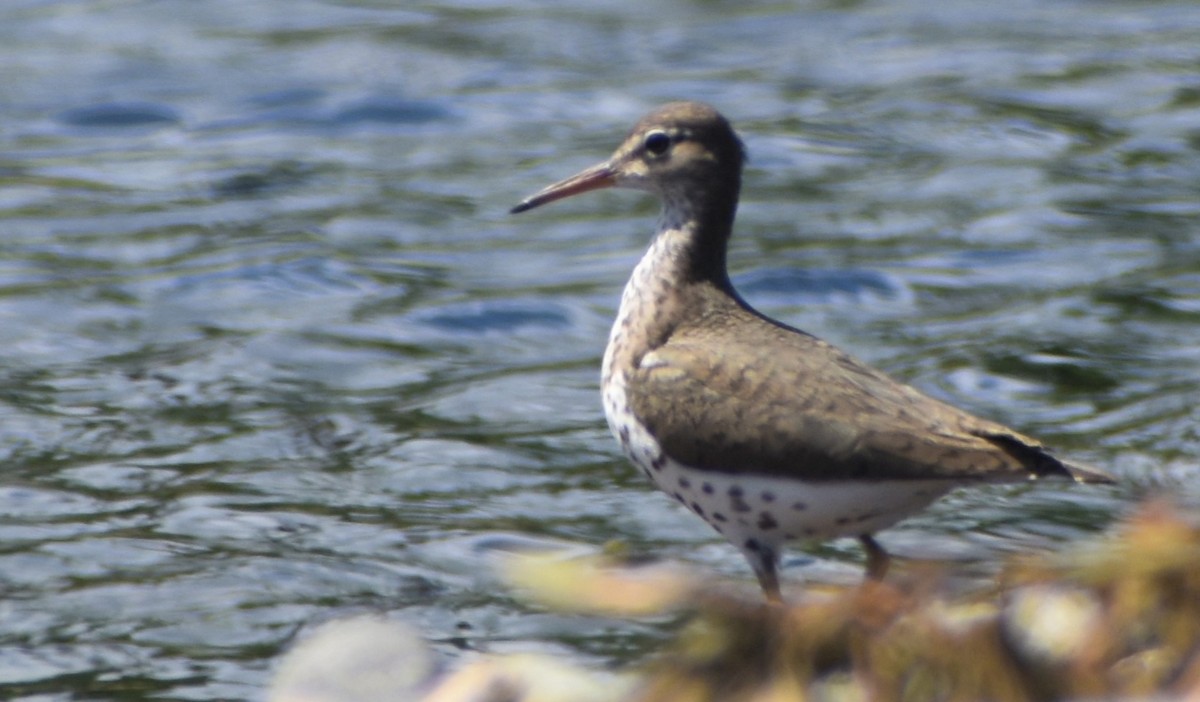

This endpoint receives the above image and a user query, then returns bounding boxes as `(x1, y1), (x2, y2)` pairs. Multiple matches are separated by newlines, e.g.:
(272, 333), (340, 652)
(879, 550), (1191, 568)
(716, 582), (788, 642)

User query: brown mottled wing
(624, 309), (1111, 484)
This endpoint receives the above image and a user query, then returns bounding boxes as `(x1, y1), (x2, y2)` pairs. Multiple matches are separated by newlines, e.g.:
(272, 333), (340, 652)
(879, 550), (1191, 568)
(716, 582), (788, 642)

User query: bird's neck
(657, 182), (739, 287)
(602, 186), (740, 380)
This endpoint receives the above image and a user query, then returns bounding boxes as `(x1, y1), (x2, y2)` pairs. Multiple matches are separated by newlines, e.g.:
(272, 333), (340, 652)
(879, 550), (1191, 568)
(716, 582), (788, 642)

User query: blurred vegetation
(630, 501), (1200, 702)
(274, 500), (1200, 702)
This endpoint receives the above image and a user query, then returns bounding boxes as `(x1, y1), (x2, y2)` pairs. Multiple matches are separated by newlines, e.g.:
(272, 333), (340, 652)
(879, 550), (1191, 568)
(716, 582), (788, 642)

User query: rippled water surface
(2, 0), (1199, 698)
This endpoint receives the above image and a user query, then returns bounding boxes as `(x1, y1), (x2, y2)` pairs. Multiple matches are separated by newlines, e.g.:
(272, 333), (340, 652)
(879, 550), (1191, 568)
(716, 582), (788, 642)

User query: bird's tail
(1062, 459), (1116, 485)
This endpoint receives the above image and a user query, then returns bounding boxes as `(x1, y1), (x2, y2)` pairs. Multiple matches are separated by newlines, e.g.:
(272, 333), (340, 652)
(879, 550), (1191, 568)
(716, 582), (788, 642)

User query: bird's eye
(643, 130), (671, 156)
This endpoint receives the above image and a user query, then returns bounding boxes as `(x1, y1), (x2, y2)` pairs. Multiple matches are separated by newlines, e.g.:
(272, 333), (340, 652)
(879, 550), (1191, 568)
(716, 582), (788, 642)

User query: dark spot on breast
(761, 491), (775, 502)
(678, 476), (690, 488)
(756, 512), (778, 530)
(713, 512), (727, 522)
(672, 492), (685, 503)
(728, 486), (743, 498)
(702, 483), (714, 494)
(691, 502), (705, 517)
(651, 453), (668, 471)
(618, 426), (630, 445)
(835, 516), (850, 525)
(744, 538), (761, 552)
(731, 495), (752, 513)
(792, 501), (807, 511)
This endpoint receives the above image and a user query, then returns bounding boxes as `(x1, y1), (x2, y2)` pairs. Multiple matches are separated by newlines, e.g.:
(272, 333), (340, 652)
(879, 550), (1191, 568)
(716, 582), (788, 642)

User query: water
(1, 0), (1198, 698)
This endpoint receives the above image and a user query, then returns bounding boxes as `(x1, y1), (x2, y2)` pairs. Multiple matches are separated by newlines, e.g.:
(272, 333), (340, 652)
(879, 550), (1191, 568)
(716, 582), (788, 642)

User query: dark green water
(1, 0), (1197, 698)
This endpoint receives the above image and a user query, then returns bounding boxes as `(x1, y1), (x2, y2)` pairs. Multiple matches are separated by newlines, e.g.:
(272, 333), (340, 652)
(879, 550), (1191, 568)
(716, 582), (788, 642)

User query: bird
(510, 101), (1113, 602)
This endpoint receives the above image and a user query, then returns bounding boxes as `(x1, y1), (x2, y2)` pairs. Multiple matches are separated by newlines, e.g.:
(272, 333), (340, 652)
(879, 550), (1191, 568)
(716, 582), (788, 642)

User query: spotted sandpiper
(511, 101), (1113, 602)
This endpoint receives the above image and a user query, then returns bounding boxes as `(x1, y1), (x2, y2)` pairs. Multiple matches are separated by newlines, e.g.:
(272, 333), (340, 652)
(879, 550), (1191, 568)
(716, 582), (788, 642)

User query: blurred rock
(422, 654), (635, 702)
(269, 615), (438, 702)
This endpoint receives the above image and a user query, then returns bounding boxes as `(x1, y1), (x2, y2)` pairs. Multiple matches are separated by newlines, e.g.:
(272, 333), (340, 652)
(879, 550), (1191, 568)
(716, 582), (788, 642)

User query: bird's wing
(624, 318), (1105, 483)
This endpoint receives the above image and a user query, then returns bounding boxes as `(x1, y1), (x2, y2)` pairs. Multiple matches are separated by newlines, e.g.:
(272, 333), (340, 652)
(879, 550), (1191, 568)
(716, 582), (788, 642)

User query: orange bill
(510, 161), (616, 213)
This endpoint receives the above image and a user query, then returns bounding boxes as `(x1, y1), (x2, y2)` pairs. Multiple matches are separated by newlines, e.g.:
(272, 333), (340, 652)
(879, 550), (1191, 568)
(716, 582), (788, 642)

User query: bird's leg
(745, 541), (784, 604)
(860, 534), (890, 581)
(757, 568), (783, 605)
